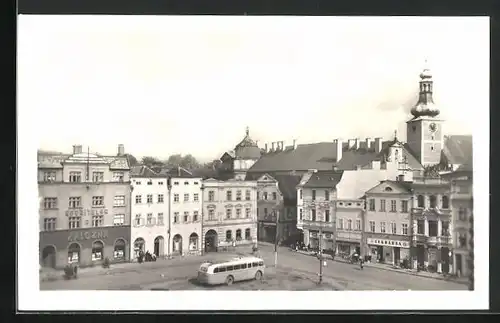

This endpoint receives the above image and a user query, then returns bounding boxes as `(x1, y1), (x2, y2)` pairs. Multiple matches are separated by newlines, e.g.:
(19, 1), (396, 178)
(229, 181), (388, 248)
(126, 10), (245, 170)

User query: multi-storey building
(130, 166), (168, 260)
(256, 174), (282, 243)
(202, 179), (258, 252)
(39, 144), (131, 268)
(442, 161), (473, 277)
(167, 167), (203, 256)
(363, 180), (413, 265)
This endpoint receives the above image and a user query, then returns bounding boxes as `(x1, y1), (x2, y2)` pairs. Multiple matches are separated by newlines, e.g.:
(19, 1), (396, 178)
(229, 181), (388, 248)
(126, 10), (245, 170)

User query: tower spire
(410, 59), (440, 118)
(245, 126), (249, 137)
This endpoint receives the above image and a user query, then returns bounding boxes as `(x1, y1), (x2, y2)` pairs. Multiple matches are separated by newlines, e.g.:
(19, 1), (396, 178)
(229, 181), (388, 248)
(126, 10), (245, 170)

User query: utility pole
(167, 177), (172, 259)
(468, 197), (474, 291)
(319, 225), (323, 284)
(409, 188), (415, 270)
(274, 210), (279, 267)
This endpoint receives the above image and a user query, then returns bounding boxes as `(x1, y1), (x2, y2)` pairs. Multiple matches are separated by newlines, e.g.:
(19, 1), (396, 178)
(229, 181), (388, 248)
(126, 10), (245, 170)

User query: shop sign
(68, 230), (109, 242)
(367, 238), (409, 249)
(65, 208), (109, 217)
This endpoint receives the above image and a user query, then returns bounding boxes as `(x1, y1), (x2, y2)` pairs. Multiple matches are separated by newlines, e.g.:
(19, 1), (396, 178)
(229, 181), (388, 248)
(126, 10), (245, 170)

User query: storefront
(40, 226), (131, 269)
(335, 231), (361, 256)
(365, 234), (410, 265)
(306, 230), (335, 251)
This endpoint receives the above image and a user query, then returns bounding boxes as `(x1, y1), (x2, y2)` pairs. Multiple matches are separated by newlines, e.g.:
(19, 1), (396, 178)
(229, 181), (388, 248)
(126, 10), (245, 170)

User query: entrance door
(394, 247), (401, 266)
(205, 230), (218, 252)
(41, 245), (56, 268)
(377, 246), (384, 262)
(417, 245), (425, 266)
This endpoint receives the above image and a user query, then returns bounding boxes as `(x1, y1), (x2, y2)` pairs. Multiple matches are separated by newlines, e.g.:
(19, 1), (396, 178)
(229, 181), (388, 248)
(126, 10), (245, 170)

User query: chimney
(348, 139), (356, 149)
(117, 144), (125, 156)
(333, 139), (343, 162)
(73, 145), (82, 155)
(365, 138), (372, 150)
(280, 141), (285, 151)
(292, 139), (297, 149)
(374, 137), (383, 153)
(354, 138), (360, 150)
(271, 142), (275, 152)
(264, 143), (268, 153)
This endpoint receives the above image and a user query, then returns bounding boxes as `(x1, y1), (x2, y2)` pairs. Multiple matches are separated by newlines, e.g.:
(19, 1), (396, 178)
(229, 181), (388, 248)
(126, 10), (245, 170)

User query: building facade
(363, 180), (413, 265)
(202, 179), (258, 252)
(256, 174), (282, 243)
(334, 199), (364, 256)
(168, 168), (203, 256)
(130, 166), (168, 260)
(39, 144), (132, 269)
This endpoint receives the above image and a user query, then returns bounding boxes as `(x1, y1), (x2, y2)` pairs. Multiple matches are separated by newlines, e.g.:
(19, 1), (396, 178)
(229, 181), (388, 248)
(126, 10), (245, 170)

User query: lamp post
(409, 188), (415, 270)
(167, 177), (172, 259)
(200, 183), (205, 256)
(274, 209), (279, 267)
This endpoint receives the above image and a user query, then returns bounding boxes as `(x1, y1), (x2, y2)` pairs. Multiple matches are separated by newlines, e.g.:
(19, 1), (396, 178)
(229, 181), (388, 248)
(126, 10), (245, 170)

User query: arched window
(67, 243), (80, 264)
(417, 195), (424, 208)
(236, 229), (242, 241)
(442, 196), (449, 209)
(429, 195), (437, 208)
(189, 233), (198, 251)
(92, 241), (104, 261)
(226, 230), (232, 241)
(245, 228), (251, 240)
(114, 239), (126, 260)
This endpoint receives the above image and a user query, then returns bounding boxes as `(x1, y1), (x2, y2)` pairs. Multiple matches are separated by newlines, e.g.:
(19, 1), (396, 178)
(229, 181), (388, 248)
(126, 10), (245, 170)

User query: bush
(63, 264), (78, 280)
(102, 257), (111, 268)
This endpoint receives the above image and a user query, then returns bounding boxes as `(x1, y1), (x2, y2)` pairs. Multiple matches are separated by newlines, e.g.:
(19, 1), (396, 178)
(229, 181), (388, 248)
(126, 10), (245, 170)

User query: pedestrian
(360, 258), (364, 270)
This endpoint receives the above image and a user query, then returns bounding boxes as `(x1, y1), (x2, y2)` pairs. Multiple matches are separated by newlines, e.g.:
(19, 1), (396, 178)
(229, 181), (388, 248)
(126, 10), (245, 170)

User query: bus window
(248, 263), (252, 268)
(241, 263), (247, 269)
(252, 262), (258, 267)
(259, 261), (264, 266)
(214, 267), (219, 273)
(234, 264), (241, 270)
(219, 266), (227, 273)
(227, 265), (234, 271)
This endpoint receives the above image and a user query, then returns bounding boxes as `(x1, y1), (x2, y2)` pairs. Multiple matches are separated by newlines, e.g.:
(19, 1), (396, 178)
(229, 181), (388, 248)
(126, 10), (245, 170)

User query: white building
(168, 167), (203, 256)
(130, 166), (168, 260)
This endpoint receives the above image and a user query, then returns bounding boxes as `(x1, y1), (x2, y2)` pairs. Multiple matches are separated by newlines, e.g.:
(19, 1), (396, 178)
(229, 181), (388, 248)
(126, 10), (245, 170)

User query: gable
(257, 173), (278, 183)
(365, 181), (411, 195)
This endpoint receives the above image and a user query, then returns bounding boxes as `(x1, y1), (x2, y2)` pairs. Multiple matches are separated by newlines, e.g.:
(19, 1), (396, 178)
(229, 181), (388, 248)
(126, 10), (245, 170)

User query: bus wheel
(255, 270), (262, 281)
(225, 275), (234, 286)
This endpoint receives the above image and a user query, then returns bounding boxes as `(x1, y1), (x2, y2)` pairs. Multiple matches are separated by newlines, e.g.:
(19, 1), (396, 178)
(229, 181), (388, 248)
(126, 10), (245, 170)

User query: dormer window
(384, 187), (393, 192)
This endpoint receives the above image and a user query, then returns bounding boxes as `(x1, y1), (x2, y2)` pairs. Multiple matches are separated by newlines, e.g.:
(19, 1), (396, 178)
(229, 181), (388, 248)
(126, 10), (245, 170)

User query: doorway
(205, 230), (218, 252)
(456, 254), (463, 277)
(376, 246), (384, 262)
(154, 236), (164, 257)
(41, 245), (56, 268)
(394, 247), (401, 265)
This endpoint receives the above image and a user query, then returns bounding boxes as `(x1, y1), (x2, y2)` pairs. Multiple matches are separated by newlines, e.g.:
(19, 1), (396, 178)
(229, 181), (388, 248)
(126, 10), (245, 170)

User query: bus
(197, 256), (265, 286)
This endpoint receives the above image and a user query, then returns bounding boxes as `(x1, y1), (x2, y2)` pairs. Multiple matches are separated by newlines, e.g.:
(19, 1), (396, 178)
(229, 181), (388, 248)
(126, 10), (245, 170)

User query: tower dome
(234, 127), (261, 159)
(411, 60), (440, 118)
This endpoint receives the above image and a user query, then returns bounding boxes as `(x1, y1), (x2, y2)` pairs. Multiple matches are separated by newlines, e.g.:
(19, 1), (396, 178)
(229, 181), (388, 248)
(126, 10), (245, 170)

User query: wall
(406, 119), (423, 162)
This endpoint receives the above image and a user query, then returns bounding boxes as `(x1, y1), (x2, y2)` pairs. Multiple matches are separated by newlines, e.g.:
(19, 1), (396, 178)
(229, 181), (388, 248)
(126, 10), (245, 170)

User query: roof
(130, 165), (166, 178)
(336, 169), (398, 200)
(273, 174), (303, 201)
(442, 135), (473, 165)
(382, 180), (414, 192)
(162, 166), (198, 178)
(233, 127), (262, 160)
(37, 152), (130, 170)
(301, 171), (344, 188)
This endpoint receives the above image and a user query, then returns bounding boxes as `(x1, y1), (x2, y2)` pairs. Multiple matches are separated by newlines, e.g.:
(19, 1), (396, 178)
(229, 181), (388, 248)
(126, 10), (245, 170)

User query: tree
(141, 156), (162, 167)
(165, 154), (183, 168)
(164, 154), (201, 169)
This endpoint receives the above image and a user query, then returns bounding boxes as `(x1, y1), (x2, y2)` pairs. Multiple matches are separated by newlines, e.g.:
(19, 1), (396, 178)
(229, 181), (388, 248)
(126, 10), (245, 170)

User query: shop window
(189, 233), (199, 250)
(67, 243), (80, 264)
(92, 241), (104, 262)
(134, 238), (145, 258)
(114, 239), (126, 260)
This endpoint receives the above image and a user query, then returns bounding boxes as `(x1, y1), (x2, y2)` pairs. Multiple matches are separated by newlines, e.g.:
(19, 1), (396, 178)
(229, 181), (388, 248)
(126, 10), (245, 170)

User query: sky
(18, 16), (489, 162)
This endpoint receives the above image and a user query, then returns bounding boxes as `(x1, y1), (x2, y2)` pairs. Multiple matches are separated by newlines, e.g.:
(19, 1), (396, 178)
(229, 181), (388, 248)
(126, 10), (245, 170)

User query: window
(43, 171), (56, 182)
(236, 208), (241, 218)
(299, 189), (302, 199)
(158, 181), (164, 185)
(144, 213), (152, 225)
(193, 211), (199, 222)
(174, 181), (179, 185)
(402, 223), (408, 235)
(338, 218), (344, 230)
(92, 215), (103, 227)
(113, 214), (125, 226)
(184, 181), (189, 185)
(227, 191), (232, 201)
(236, 229), (242, 240)
(347, 219), (353, 230)
(113, 172), (124, 182)
(263, 192), (268, 200)
(430, 195), (437, 208)
(442, 221), (450, 236)
(43, 218), (56, 231)
(257, 192), (260, 200)
(312, 190), (316, 201)
(245, 190), (251, 201)
(158, 213), (164, 225)
(135, 195), (142, 204)
(369, 199), (375, 211)
(417, 195), (424, 208)
(226, 230), (232, 240)
(272, 192), (277, 200)
(391, 222), (397, 234)
(208, 209), (215, 220)
(69, 216), (81, 229)
(380, 199), (386, 212)
(428, 220), (438, 237)
(236, 190), (242, 201)
(147, 180), (152, 185)
(245, 208), (250, 218)
(114, 195), (125, 207)
(92, 196), (104, 207)
(92, 241), (104, 262)
(69, 171), (82, 183)
(311, 209), (316, 221)
(174, 212), (179, 224)
(226, 209), (232, 219)
(380, 222), (386, 233)
(417, 220), (425, 234)
(458, 207), (467, 221)
(135, 181), (142, 185)
(356, 219), (361, 231)
(174, 194), (179, 202)
(184, 194), (189, 202)
(245, 228), (251, 240)
(458, 232), (467, 248)
(194, 181), (199, 185)
(401, 200), (408, 213)
(390, 200), (396, 212)
(325, 190), (330, 201)
(43, 197), (57, 209)
(369, 221), (375, 233)
(442, 196), (449, 209)
(193, 193), (199, 202)
(325, 210), (330, 222)
(135, 214), (142, 226)
(299, 208), (303, 220)
(146, 194), (153, 204)
(158, 194), (164, 203)
(68, 197), (81, 209)
(208, 191), (215, 202)
(92, 172), (104, 182)
(184, 212), (189, 222)
(264, 208), (268, 217)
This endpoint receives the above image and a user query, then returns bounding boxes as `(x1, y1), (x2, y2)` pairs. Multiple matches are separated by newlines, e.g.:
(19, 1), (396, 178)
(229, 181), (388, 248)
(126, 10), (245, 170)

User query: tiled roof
(334, 149), (379, 170)
(442, 135), (473, 165)
(190, 167), (219, 180)
(130, 165), (165, 178)
(248, 142), (339, 173)
(273, 174), (303, 201)
(302, 171), (344, 188)
(382, 180), (414, 192)
(37, 154), (69, 168)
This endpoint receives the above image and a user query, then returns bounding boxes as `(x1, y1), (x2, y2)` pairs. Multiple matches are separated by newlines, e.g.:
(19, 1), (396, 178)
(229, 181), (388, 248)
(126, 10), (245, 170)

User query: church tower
(406, 61), (444, 166)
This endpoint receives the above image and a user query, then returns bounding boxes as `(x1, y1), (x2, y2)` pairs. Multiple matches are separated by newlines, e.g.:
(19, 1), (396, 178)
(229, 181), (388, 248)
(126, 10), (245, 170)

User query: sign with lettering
(65, 208), (109, 217)
(68, 230), (109, 242)
(366, 238), (409, 249)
